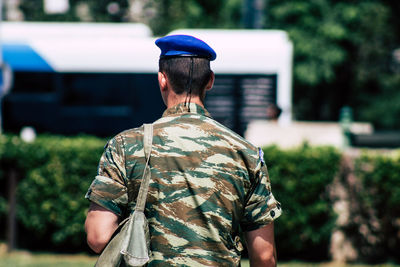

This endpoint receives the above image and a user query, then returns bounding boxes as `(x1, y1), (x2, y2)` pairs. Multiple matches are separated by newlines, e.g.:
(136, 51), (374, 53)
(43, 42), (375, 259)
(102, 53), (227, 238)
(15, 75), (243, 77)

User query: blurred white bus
(1, 22), (292, 136)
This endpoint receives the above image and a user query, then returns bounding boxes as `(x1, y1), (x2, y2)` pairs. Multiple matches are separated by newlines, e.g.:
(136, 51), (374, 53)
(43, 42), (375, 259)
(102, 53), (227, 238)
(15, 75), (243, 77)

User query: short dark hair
(159, 57), (212, 96)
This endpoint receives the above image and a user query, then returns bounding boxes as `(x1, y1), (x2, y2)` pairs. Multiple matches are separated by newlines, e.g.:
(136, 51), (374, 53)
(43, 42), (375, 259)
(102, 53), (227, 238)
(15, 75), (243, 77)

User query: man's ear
(205, 71), (215, 91)
(158, 72), (168, 91)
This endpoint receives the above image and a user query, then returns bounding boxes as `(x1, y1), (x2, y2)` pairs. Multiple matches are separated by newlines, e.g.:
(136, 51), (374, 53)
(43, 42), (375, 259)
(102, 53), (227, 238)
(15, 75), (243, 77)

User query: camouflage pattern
(86, 102), (281, 266)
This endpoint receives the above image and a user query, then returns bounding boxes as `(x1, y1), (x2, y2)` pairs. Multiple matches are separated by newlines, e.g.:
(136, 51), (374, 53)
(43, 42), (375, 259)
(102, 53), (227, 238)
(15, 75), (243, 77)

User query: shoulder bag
(95, 123), (153, 267)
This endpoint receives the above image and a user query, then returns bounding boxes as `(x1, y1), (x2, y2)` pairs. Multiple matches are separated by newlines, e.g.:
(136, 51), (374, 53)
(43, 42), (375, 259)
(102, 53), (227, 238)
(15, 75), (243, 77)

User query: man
(85, 34), (282, 266)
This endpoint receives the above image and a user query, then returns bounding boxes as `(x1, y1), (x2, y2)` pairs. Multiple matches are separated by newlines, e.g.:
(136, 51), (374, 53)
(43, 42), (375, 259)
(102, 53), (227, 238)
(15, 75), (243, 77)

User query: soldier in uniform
(85, 35), (282, 266)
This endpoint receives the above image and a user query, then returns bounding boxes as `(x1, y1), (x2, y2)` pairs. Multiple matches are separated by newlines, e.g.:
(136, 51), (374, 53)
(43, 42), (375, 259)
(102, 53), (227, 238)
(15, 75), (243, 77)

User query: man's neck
(166, 96), (204, 109)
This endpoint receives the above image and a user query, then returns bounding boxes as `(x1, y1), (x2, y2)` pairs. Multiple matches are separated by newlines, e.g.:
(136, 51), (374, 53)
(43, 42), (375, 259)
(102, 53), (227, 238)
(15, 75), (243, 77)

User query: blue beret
(155, 35), (216, 61)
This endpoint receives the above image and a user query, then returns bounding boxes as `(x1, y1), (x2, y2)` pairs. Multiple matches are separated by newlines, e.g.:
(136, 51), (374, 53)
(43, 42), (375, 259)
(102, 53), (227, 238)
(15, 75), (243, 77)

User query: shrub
(263, 144), (341, 261)
(0, 135), (342, 257)
(0, 135), (106, 251)
(354, 152), (400, 262)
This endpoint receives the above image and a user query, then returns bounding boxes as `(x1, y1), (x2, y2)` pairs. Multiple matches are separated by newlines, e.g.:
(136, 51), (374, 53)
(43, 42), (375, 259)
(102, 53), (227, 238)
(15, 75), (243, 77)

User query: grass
(1, 255), (399, 267)
(0, 252), (97, 267)
(0, 245), (399, 267)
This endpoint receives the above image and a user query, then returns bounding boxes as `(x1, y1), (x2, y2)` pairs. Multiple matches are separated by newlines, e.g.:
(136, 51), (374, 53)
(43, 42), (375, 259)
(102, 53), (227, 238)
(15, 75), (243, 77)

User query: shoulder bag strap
(135, 123), (153, 213)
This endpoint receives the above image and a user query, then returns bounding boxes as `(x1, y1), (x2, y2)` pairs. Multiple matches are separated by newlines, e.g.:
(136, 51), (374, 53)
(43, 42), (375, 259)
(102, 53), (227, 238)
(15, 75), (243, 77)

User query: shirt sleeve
(85, 135), (128, 216)
(241, 148), (282, 232)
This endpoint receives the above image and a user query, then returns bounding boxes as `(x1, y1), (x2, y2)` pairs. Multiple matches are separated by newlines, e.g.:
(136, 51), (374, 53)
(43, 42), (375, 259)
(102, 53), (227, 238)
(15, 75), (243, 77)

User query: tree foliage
(148, 0), (242, 36)
(20, 0), (130, 22)
(267, 0), (398, 125)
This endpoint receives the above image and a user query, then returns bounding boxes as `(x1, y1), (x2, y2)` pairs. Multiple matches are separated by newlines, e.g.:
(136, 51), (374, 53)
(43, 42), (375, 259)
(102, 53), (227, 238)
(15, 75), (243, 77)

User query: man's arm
(244, 222), (277, 267)
(85, 202), (119, 253)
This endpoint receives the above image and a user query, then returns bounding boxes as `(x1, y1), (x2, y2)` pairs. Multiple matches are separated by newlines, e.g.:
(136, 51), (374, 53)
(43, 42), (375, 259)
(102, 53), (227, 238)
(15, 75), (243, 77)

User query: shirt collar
(162, 102), (212, 118)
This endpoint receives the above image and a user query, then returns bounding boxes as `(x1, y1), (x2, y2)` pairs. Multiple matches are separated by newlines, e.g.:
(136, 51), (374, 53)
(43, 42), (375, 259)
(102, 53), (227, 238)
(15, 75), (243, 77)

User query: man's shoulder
(104, 126), (144, 151)
(205, 117), (259, 153)
(114, 125), (144, 139)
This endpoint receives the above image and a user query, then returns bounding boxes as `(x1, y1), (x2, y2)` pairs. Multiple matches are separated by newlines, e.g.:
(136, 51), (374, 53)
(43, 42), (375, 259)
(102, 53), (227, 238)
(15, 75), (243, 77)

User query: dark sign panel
(205, 74), (277, 136)
(205, 76), (237, 130)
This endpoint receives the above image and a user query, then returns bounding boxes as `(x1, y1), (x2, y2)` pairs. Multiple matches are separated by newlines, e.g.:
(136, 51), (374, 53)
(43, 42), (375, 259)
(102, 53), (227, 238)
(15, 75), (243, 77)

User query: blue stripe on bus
(0, 68), (3, 93)
(2, 43), (54, 72)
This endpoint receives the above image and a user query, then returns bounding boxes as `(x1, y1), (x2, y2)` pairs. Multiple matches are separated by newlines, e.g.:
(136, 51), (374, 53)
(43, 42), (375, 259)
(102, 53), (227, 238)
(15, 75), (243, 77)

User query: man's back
(100, 103), (281, 266)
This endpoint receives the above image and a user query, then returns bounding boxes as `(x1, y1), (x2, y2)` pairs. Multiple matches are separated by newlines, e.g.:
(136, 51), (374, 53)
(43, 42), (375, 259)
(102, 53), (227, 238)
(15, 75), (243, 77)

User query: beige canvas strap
(135, 123), (153, 213)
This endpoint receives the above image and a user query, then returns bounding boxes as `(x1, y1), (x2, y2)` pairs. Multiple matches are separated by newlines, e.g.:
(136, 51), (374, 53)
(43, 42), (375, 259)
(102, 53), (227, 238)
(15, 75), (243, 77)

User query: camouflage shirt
(86, 102), (281, 266)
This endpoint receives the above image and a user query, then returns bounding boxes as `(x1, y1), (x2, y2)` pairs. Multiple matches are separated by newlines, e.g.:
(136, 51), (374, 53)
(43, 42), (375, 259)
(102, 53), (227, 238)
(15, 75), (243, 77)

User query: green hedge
(353, 153), (400, 262)
(1, 134), (399, 263)
(0, 134), (341, 258)
(0, 135), (105, 251)
(263, 145), (341, 261)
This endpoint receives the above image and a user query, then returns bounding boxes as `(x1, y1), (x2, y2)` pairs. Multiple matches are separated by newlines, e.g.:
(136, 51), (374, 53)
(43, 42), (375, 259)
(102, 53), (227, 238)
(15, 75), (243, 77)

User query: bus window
(12, 72), (56, 93)
(60, 73), (136, 106)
